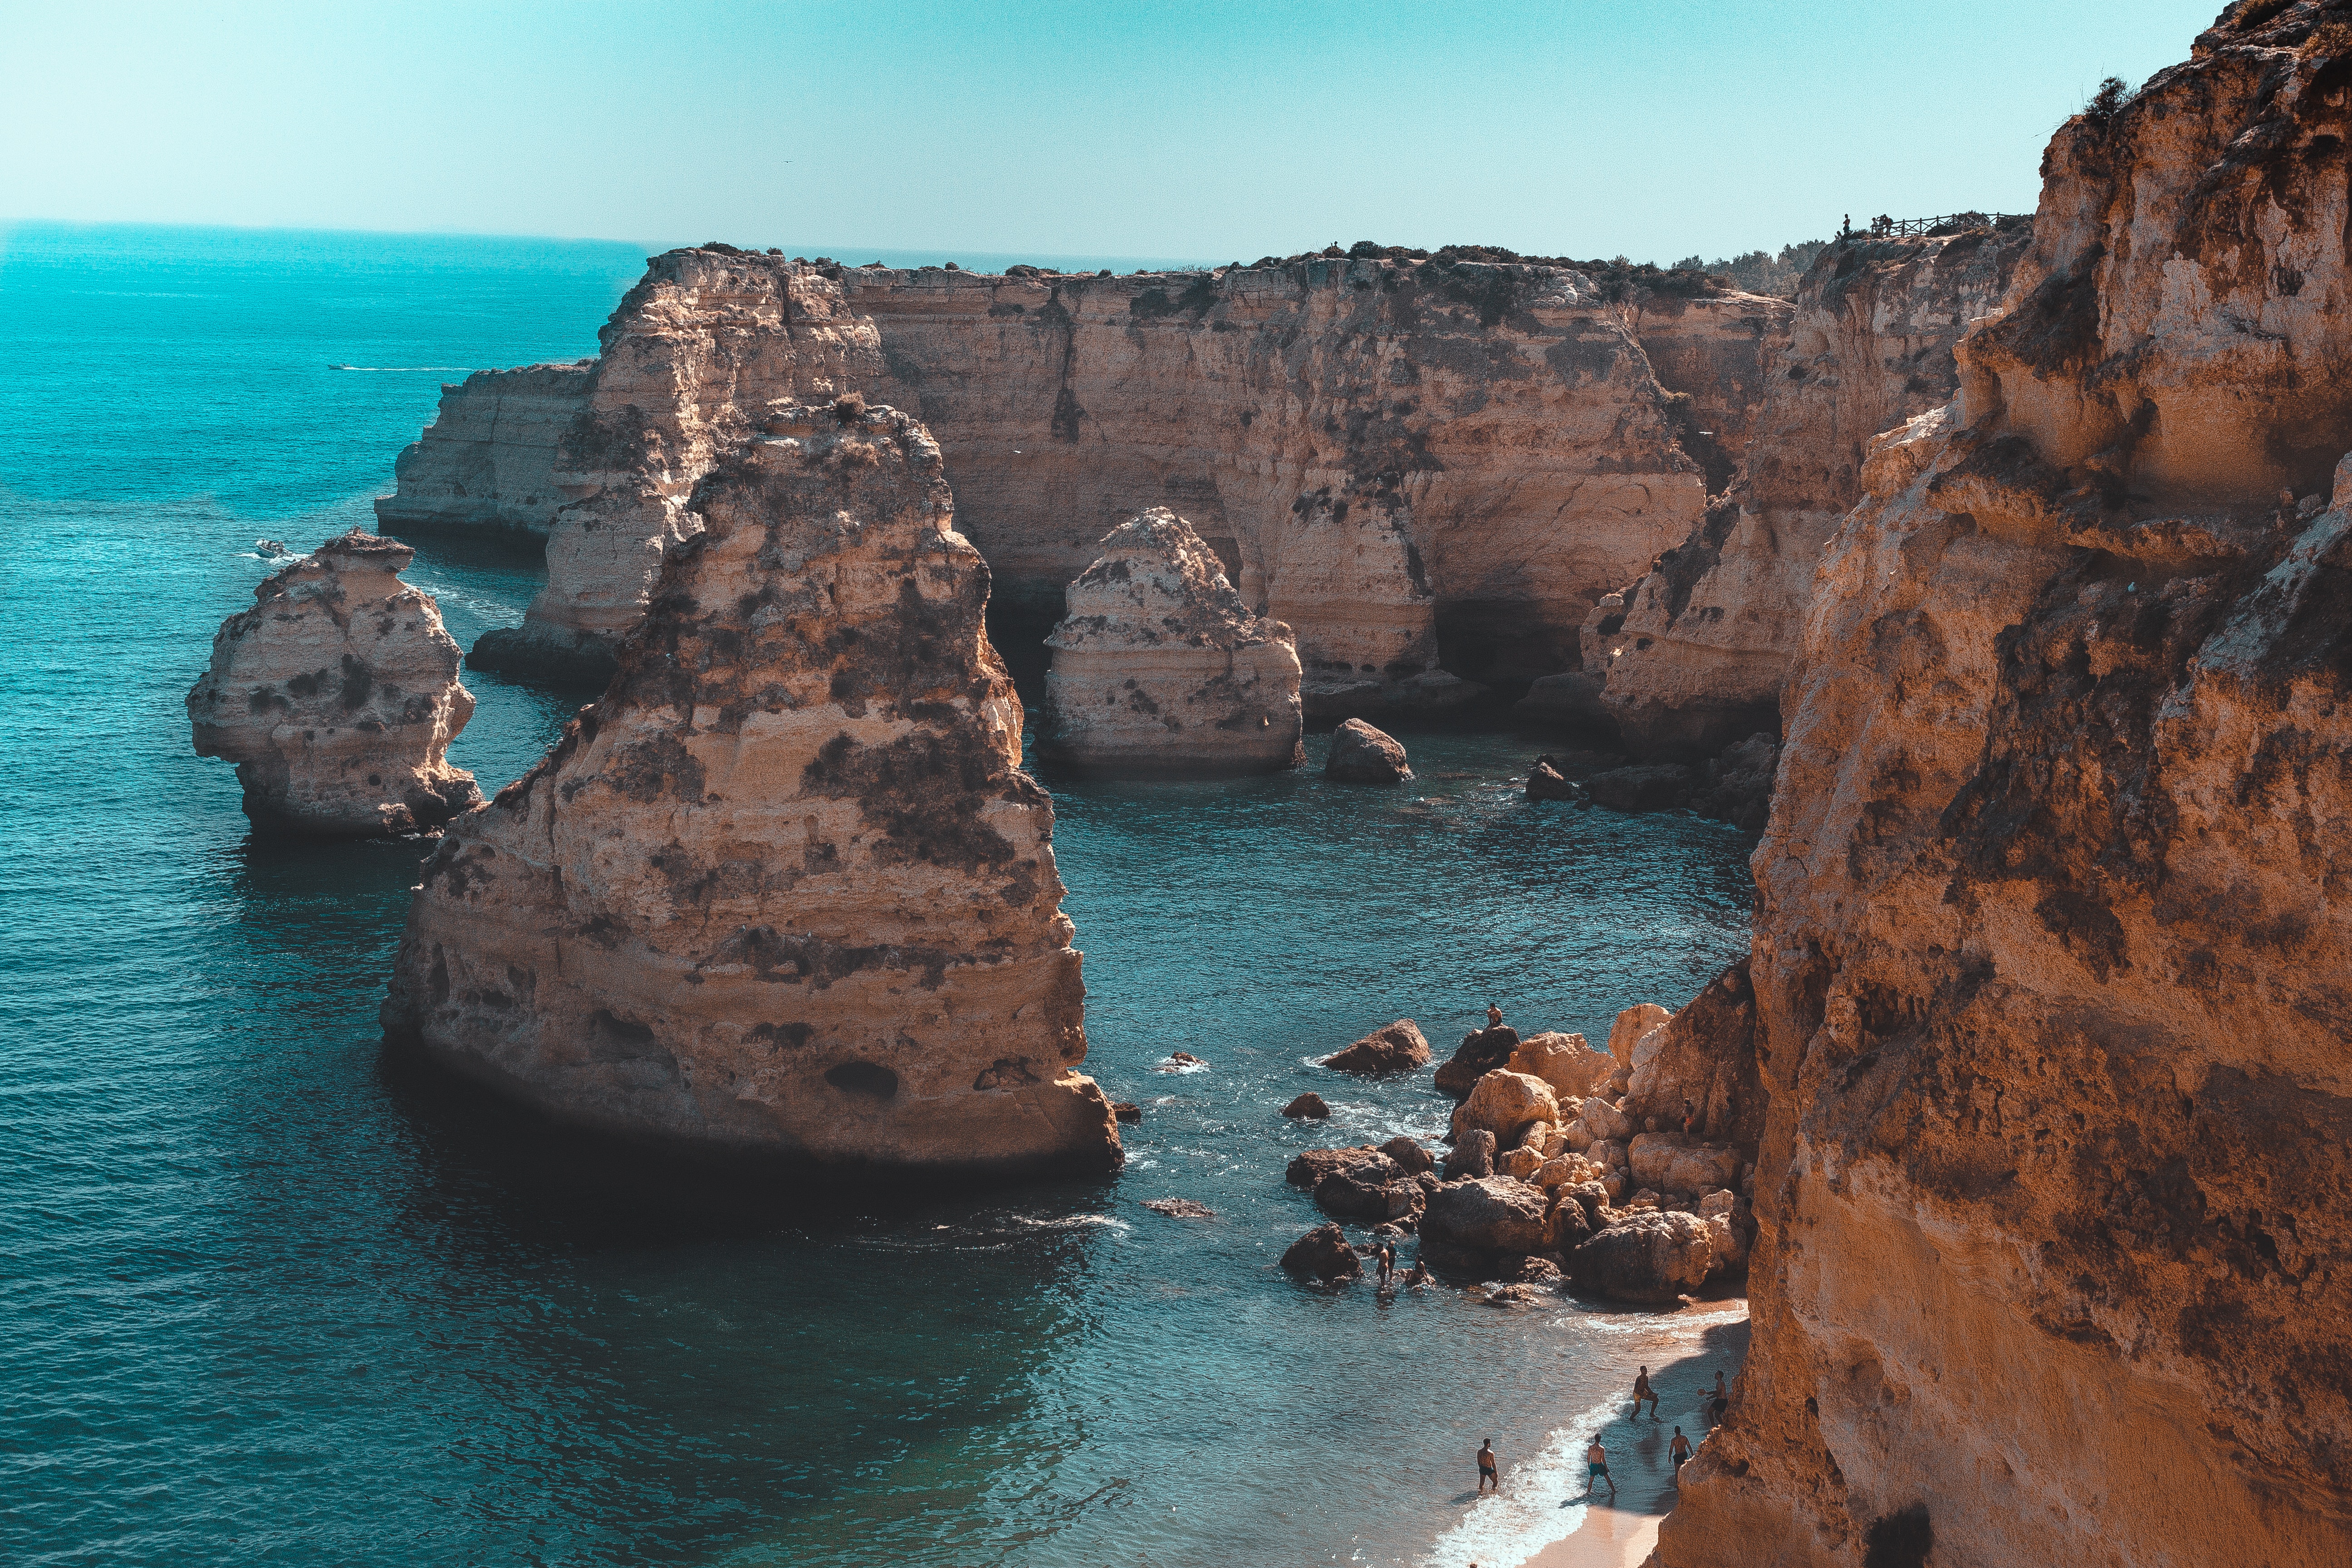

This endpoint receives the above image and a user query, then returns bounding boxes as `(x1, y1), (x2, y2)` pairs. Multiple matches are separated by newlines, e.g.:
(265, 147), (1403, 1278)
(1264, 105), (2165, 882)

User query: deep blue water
(0, 223), (1754, 1568)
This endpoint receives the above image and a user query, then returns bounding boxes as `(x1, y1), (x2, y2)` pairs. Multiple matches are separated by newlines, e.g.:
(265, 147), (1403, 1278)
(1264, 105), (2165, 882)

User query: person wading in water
(1632, 1366), (1659, 1420)
(1476, 1439), (1499, 1494)
(1671, 1427), (1694, 1475)
(1584, 1436), (1615, 1497)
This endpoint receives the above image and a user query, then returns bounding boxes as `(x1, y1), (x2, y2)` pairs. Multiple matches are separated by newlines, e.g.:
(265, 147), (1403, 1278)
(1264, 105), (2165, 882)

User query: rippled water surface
(0, 225), (1754, 1567)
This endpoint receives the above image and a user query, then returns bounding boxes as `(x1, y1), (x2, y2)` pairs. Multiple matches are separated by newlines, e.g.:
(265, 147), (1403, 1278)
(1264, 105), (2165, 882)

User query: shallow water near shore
(0, 224), (1755, 1567)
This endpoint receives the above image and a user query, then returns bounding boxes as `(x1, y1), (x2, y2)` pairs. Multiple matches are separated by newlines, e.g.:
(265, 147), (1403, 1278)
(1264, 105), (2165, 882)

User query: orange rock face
(1583, 228), (2029, 756)
(381, 403), (1120, 1176)
(1662, 8), (2352, 1566)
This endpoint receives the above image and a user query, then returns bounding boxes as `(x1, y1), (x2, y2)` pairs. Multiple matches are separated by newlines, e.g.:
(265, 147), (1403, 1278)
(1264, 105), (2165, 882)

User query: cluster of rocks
(1521, 733), (1779, 831)
(1280, 970), (1760, 1303)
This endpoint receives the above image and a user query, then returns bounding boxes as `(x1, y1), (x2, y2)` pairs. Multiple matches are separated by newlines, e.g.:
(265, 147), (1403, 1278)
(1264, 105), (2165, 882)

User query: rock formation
(1434, 1022), (1519, 1096)
(1536, 221), (2033, 757)
(1321, 1018), (1431, 1073)
(1664, 10), (2352, 1566)
(1036, 508), (1303, 775)
(380, 402), (1121, 1177)
(1324, 718), (1412, 783)
(380, 250), (1788, 706)
(1280, 1222), (1362, 1281)
(187, 530), (480, 835)
(1280, 1092), (1330, 1120)
(444, 250), (909, 680)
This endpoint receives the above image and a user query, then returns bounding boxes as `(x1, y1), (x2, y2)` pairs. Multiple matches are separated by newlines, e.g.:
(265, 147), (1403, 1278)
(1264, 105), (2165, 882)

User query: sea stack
(381, 401), (1122, 1176)
(186, 530), (479, 835)
(1037, 508), (1303, 776)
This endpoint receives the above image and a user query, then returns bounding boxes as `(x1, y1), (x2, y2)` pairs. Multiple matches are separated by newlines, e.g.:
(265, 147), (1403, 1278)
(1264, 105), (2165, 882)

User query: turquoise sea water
(0, 224), (1753, 1567)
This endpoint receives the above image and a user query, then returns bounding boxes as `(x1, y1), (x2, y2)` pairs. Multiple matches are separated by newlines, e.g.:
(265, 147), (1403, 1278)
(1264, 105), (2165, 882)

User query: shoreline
(1421, 1300), (1746, 1568)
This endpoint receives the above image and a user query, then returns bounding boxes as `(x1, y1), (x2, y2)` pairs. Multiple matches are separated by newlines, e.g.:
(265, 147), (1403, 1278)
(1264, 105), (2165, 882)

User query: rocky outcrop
(382, 250), (1788, 701)
(1569, 1208), (1714, 1302)
(1280, 1092), (1330, 1120)
(459, 251), (909, 679)
(1508, 1030), (1617, 1102)
(1324, 718), (1411, 783)
(1448, 1069), (1559, 1150)
(1280, 1222), (1362, 1281)
(1036, 508), (1303, 775)
(1566, 222), (2034, 757)
(187, 530), (479, 835)
(1664, 11), (2352, 1567)
(379, 402), (1120, 1177)
(1322, 1018), (1431, 1073)
(374, 362), (595, 539)
(1434, 1023), (1519, 1097)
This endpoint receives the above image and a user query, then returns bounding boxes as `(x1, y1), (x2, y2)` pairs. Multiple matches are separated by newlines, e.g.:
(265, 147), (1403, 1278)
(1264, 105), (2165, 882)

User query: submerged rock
(1321, 1018), (1431, 1074)
(1141, 1197), (1214, 1219)
(1038, 508), (1304, 776)
(380, 403), (1120, 1177)
(1281, 1092), (1331, 1120)
(1323, 718), (1411, 783)
(187, 530), (479, 836)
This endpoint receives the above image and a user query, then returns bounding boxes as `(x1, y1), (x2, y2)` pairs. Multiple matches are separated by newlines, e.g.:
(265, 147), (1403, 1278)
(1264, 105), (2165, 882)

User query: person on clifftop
(1632, 1366), (1659, 1419)
(1584, 1437), (1615, 1498)
(1476, 1439), (1500, 1494)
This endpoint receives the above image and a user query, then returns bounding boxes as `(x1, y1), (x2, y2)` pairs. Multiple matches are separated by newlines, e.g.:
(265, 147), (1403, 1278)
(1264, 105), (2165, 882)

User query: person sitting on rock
(1485, 1002), (1503, 1029)
(1477, 1439), (1500, 1494)
(1401, 1261), (1432, 1289)
(1632, 1366), (1659, 1419)
(1671, 1427), (1694, 1475)
(1584, 1437), (1615, 1497)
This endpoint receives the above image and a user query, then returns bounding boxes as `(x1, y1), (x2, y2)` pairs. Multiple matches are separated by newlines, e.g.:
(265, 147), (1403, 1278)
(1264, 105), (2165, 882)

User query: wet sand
(1520, 1313), (1745, 1568)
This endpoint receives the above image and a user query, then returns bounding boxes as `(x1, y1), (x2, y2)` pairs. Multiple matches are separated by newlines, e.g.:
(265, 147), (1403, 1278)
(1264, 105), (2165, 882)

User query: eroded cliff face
(382, 402), (1120, 1176)
(379, 252), (1784, 707)
(1664, 7), (2352, 1565)
(463, 250), (906, 678)
(373, 362), (594, 539)
(1580, 226), (2030, 758)
(187, 530), (479, 835)
(1038, 508), (1303, 776)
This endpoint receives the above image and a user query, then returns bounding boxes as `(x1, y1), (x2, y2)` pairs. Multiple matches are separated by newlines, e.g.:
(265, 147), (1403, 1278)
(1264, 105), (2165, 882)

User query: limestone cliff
(1663, 7), (2352, 1565)
(188, 530), (479, 835)
(378, 250), (1784, 708)
(373, 362), (594, 539)
(381, 402), (1121, 1176)
(459, 248), (905, 678)
(1574, 226), (2030, 757)
(1038, 508), (1303, 776)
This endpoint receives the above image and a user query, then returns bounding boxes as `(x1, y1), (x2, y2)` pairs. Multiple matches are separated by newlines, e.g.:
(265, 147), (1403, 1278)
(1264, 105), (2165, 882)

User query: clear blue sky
(4, 0), (2218, 265)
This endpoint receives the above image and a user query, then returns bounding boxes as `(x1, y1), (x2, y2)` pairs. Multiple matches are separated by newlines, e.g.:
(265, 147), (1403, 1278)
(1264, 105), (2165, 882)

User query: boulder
(1379, 1135), (1436, 1175)
(1112, 1102), (1142, 1123)
(1441, 1128), (1497, 1181)
(1324, 718), (1412, 783)
(1286, 1145), (1384, 1189)
(1563, 1117), (1592, 1151)
(1315, 1159), (1419, 1221)
(1705, 1212), (1747, 1272)
(1498, 1144), (1545, 1181)
(1547, 1192), (1595, 1251)
(1434, 1024), (1520, 1097)
(1580, 1096), (1634, 1142)
(1624, 957), (1766, 1152)
(1570, 1210), (1715, 1303)
(1509, 1031), (1617, 1101)
(1628, 1133), (1742, 1198)
(1421, 1176), (1551, 1255)
(1282, 1092), (1331, 1120)
(1585, 763), (1696, 812)
(1449, 1070), (1560, 1150)
(1565, 1180), (1610, 1229)
(1586, 1138), (1627, 1171)
(1525, 760), (1584, 803)
(1280, 1223), (1362, 1281)
(186, 530), (480, 836)
(1689, 732), (1780, 831)
(1607, 1002), (1674, 1068)
(1322, 1019), (1431, 1074)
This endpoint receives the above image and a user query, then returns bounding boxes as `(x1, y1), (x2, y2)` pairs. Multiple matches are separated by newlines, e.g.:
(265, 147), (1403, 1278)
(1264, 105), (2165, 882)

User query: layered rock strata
(374, 362), (595, 539)
(1537, 222), (2033, 756)
(381, 403), (1121, 1176)
(1665, 10), (2352, 1565)
(1036, 508), (1303, 775)
(187, 530), (479, 835)
(381, 251), (1788, 706)
(444, 250), (908, 680)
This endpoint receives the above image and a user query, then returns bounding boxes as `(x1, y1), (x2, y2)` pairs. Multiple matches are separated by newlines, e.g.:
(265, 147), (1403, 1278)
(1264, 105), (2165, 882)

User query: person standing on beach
(1584, 1437), (1614, 1497)
(1632, 1366), (1659, 1419)
(1476, 1439), (1499, 1494)
(1671, 1428), (1693, 1475)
